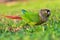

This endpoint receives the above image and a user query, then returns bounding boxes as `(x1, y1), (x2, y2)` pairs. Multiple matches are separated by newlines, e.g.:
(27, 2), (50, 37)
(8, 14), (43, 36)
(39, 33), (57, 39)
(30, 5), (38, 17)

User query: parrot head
(39, 9), (50, 18)
(38, 9), (50, 24)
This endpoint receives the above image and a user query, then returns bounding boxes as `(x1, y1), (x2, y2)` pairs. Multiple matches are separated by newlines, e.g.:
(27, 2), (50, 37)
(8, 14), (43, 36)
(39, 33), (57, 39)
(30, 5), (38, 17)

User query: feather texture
(21, 9), (50, 26)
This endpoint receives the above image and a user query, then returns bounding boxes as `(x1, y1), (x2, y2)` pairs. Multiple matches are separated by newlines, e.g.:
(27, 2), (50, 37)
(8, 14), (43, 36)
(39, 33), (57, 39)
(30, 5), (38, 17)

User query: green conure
(21, 9), (50, 26)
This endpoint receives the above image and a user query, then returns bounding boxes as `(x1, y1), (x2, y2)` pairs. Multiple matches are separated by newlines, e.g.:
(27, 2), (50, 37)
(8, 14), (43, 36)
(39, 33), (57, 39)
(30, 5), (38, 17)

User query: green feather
(21, 10), (40, 26)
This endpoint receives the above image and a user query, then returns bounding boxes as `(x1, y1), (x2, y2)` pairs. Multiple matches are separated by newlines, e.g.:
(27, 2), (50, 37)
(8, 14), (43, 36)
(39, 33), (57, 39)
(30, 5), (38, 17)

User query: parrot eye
(47, 10), (50, 12)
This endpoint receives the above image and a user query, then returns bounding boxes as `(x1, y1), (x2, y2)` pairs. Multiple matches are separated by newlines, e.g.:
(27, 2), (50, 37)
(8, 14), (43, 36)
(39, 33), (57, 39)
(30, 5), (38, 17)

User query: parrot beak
(47, 10), (50, 17)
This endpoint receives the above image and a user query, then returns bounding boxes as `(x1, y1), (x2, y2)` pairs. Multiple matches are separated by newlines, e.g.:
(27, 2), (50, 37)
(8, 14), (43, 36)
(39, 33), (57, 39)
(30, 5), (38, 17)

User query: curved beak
(47, 11), (50, 17)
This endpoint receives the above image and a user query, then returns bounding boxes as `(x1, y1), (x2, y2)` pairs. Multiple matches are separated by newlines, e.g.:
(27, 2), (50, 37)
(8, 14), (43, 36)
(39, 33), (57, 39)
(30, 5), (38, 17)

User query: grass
(0, 0), (60, 40)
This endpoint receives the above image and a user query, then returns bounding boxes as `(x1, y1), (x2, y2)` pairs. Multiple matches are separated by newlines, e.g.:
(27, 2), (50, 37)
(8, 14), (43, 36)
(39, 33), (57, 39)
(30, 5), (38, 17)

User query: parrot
(21, 9), (50, 27)
(6, 9), (50, 32)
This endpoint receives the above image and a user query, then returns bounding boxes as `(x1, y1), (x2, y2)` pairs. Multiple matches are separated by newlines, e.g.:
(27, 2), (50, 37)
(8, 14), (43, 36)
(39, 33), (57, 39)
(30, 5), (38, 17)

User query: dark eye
(47, 10), (50, 12)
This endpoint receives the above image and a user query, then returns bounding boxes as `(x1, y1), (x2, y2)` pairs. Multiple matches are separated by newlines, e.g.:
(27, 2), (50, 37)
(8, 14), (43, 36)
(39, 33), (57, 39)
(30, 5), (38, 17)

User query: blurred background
(0, 0), (60, 40)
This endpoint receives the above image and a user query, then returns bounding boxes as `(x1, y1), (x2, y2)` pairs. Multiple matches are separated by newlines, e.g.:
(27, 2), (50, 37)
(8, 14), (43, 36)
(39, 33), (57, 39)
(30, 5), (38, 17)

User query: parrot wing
(21, 9), (40, 26)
